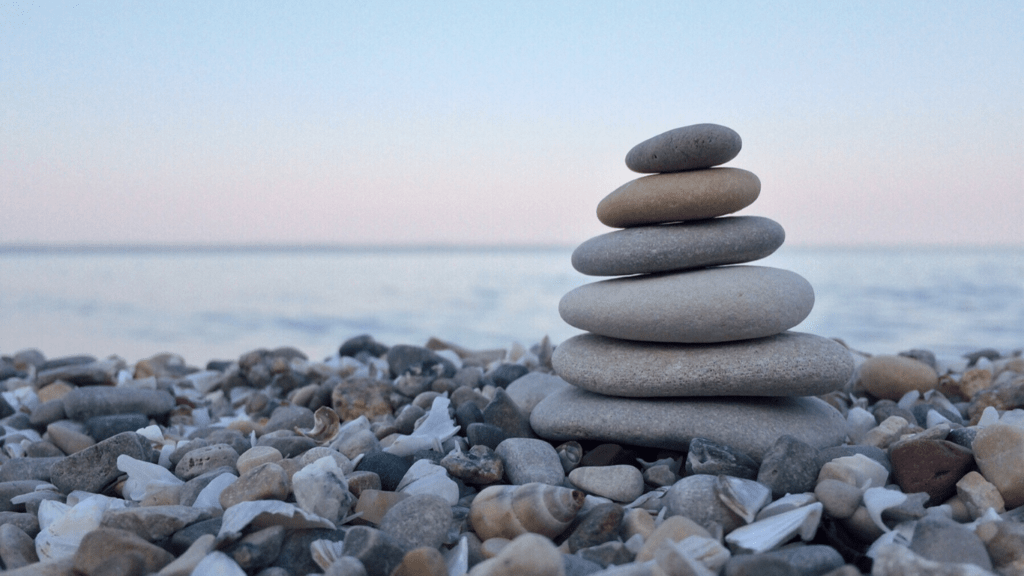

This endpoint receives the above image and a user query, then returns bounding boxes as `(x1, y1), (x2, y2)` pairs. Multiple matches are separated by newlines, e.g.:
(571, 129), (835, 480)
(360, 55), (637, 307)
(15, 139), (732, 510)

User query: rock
(859, 355), (939, 401)
(339, 334), (389, 358)
(331, 378), (393, 421)
(219, 462), (290, 508)
(504, 373), (572, 415)
(391, 547), (449, 576)
(379, 494), (452, 550)
(49, 431), (156, 494)
(577, 540), (634, 568)
(817, 454), (889, 489)
(71, 527), (174, 575)
(387, 345), (456, 378)
(956, 470), (1005, 518)
(0, 457), (62, 482)
(889, 438), (975, 504)
(356, 451), (412, 492)
(174, 443), (240, 480)
(0, 480), (43, 512)
(467, 423), (508, 450)
(441, 444), (505, 484)
(85, 413), (151, 441)
(100, 505), (211, 541)
(292, 456), (354, 524)
(757, 435), (821, 497)
(572, 216), (784, 276)
(579, 444), (638, 468)
(635, 515), (712, 562)
(61, 386), (174, 420)
(495, 438), (565, 485)
(262, 405), (315, 434)
(36, 358), (120, 387)
(815, 479), (863, 519)
(871, 543), (991, 576)
(565, 502), (624, 553)
(909, 515), (993, 571)
(597, 167), (760, 227)
(665, 474), (745, 534)
(552, 331), (852, 397)
(236, 446), (284, 475)
(625, 123), (742, 173)
(353, 489), (410, 525)
(977, 520), (1024, 572)
(726, 545), (843, 576)
(341, 526), (407, 576)
(467, 532), (566, 576)
(685, 437), (760, 479)
(568, 465), (644, 502)
(485, 363), (530, 388)
(531, 387), (846, 460)
(0, 523), (38, 569)
(559, 266), (814, 344)
(972, 422), (1024, 508)
(483, 388), (536, 439)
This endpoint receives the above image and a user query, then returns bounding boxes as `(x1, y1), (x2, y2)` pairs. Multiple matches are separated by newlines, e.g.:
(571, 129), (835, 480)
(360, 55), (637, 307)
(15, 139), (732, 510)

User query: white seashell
(117, 454), (184, 502)
(395, 459), (459, 505)
(863, 486), (907, 533)
(193, 472), (237, 509)
(35, 494), (127, 561)
(135, 424), (165, 443)
(624, 486), (669, 510)
(897, 390), (920, 410)
(386, 396), (460, 457)
(292, 456), (353, 523)
(755, 492), (818, 521)
(218, 500), (335, 540)
(191, 551), (246, 576)
(926, 409), (953, 429)
(724, 502), (823, 554)
(445, 535), (469, 576)
(716, 475), (771, 524)
(310, 538), (347, 571)
(295, 406), (341, 445)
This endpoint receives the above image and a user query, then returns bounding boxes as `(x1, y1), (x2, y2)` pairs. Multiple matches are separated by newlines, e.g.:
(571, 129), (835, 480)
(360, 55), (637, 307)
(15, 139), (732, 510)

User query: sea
(1, 246), (1022, 365)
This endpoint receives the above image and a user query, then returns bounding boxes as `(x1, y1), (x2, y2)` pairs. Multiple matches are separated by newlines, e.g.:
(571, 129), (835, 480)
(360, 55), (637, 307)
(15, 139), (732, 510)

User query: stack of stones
(532, 123), (856, 460)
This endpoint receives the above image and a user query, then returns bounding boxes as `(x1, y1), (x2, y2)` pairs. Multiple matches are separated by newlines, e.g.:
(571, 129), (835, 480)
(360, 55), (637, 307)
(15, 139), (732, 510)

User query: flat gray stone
(62, 386), (175, 420)
(625, 123), (742, 173)
(559, 266), (814, 343)
(50, 431), (157, 494)
(572, 216), (785, 276)
(597, 168), (760, 228)
(552, 331), (853, 397)
(530, 386), (846, 460)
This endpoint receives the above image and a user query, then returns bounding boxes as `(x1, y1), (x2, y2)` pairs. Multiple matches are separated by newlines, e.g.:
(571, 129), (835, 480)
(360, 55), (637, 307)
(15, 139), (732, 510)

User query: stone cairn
(531, 123), (857, 461)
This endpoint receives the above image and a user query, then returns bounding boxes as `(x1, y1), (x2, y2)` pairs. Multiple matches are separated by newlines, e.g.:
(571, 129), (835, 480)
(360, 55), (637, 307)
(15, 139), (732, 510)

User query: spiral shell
(469, 482), (585, 540)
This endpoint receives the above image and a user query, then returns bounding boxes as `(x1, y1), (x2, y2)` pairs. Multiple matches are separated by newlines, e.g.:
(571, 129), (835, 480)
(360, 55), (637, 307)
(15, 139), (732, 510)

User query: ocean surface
(1, 246), (1022, 364)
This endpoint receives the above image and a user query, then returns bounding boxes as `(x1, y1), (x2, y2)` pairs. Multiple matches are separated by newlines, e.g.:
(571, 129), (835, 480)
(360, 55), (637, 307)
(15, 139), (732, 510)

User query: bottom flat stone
(530, 387), (846, 460)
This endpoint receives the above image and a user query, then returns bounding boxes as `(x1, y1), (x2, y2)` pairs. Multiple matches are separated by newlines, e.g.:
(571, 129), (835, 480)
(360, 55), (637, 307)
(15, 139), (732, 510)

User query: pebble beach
(0, 334), (1022, 576)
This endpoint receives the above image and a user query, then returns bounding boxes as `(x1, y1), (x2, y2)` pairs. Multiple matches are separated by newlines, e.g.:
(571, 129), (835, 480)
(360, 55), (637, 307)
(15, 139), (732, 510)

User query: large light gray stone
(625, 123), (742, 173)
(597, 168), (760, 228)
(559, 266), (814, 343)
(572, 216), (784, 276)
(552, 331), (853, 397)
(530, 386), (846, 459)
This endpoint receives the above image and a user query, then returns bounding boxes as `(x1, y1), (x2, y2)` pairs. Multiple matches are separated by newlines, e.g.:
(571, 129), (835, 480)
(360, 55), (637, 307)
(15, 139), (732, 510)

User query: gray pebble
(666, 474), (744, 533)
(757, 435), (821, 498)
(909, 515), (993, 570)
(379, 494), (452, 551)
(0, 523), (38, 569)
(483, 388), (536, 439)
(50, 431), (155, 494)
(62, 386), (174, 420)
(495, 437), (565, 485)
(174, 443), (239, 480)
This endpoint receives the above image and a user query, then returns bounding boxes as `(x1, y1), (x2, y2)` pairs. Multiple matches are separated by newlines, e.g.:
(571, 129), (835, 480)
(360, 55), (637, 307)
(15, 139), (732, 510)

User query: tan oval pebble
(469, 482), (585, 541)
(568, 465), (644, 503)
(174, 444), (239, 480)
(236, 446), (283, 476)
(219, 462), (290, 508)
(859, 355), (939, 401)
(625, 123), (742, 173)
(467, 532), (564, 576)
(597, 167), (760, 228)
(972, 422), (1024, 509)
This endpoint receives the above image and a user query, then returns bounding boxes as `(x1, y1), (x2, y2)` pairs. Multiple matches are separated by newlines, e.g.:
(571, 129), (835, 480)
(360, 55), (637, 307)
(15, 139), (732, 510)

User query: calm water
(1, 246), (1021, 364)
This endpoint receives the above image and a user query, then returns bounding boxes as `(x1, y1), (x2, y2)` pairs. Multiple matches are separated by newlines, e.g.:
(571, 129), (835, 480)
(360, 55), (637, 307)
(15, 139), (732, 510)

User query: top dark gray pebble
(62, 386), (176, 420)
(571, 216), (784, 276)
(625, 123), (741, 173)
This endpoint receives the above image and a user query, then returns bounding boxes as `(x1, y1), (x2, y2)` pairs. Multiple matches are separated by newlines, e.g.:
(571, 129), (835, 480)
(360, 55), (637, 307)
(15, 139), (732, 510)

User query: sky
(1, 1), (1022, 247)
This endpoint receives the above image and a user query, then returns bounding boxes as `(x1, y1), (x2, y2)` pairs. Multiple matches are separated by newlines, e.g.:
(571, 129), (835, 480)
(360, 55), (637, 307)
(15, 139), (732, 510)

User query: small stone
(255, 431), (317, 458)
(342, 526), (408, 576)
(861, 415), (912, 449)
(814, 479), (864, 519)
(467, 423), (508, 450)
(686, 437), (760, 479)
(274, 527), (346, 575)
(50, 431), (156, 494)
(635, 514), (712, 562)
(262, 405), (315, 434)
(391, 547), (449, 576)
(485, 363), (530, 389)
(622, 508), (656, 541)
(559, 266), (813, 343)
(353, 489), (410, 526)
(569, 465), (644, 502)
(972, 422), (1024, 508)
(977, 520), (1024, 571)
(859, 355), (939, 401)
(643, 464), (677, 487)
(0, 457), (62, 482)
(0, 523), (39, 569)
(579, 444), (637, 468)
(817, 454), (889, 489)
(339, 334), (389, 358)
(219, 462), (290, 508)
(909, 515), (993, 571)
(356, 451), (412, 492)
(483, 388), (535, 439)
(598, 168), (760, 228)
(956, 470), (1005, 518)
(576, 540), (634, 568)
(85, 413), (151, 442)
(44, 421), (94, 455)
(332, 377), (394, 421)
(174, 443), (239, 480)
(386, 345), (456, 378)
(379, 494), (452, 550)
(889, 438), (975, 504)
(62, 385), (174, 420)
(72, 528), (174, 576)
(757, 435), (821, 498)
(236, 445), (284, 475)
(100, 505), (211, 541)
(666, 474), (744, 534)
(229, 525), (285, 570)
(441, 444), (504, 485)
(168, 517), (222, 555)
(346, 470), (382, 497)
(625, 123), (742, 173)
(495, 438), (565, 485)
(467, 532), (565, 576)
(565, 502), (624, 553)
(292, 456), (354, 524)
(504, 373), (572, 415)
